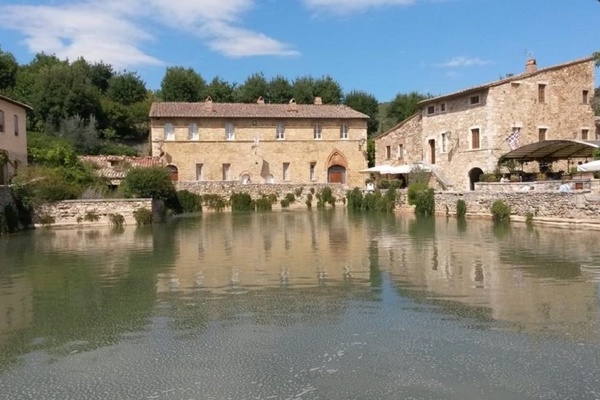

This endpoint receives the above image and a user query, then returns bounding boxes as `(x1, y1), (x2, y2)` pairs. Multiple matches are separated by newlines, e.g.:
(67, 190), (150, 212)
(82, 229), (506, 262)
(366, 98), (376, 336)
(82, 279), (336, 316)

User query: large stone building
(0, 94), (32, 184)
(149, 97), (369, 188)
(375, 57), (598, 190)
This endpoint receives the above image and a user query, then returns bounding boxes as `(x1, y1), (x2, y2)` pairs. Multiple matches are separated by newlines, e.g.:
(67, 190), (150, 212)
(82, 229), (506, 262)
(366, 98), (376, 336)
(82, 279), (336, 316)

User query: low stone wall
(175, 181), (349, 204)
(434, 190), (600, 220)
(0, 185), (13, 211)
(34, 198), (153, 227)
(475, 180), (593, 193)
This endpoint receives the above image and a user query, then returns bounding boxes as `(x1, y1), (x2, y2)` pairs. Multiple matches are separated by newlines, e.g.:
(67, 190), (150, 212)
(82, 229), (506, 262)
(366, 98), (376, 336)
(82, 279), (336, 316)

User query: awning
(359, 164), (431, 174)
(500, 140), (600, 161)
(577, 159), (600, 172)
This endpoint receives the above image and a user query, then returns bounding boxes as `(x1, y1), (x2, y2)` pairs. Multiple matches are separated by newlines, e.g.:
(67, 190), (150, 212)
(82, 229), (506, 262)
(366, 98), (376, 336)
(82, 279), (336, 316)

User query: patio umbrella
(577, 160), (600, 172)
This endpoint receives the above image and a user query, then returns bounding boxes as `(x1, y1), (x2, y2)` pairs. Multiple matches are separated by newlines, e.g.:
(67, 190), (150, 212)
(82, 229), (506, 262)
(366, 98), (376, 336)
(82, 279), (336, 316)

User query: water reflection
(0, 211), (599, 399)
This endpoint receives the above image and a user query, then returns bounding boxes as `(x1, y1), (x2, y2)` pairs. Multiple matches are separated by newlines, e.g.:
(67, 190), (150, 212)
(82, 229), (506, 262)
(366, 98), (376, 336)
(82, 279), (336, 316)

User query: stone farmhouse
(79, 155), (163, 187)
(148, 97), (369, 188)
(0, 94), (32, 184)
(375, 56), (598, 190)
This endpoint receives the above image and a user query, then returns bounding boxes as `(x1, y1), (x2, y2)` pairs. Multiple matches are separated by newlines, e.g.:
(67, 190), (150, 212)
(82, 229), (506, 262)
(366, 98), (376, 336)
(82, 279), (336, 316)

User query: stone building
(149, 97), (369, 188)
(79, 155), (163, 187)
(375, 57), (598, 190)
(0, 94), (32, 184)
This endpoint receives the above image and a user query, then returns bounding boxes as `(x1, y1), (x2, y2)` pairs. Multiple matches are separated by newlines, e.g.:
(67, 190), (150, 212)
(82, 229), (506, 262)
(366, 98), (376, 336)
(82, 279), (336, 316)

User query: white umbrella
(577, 160), (600, 172)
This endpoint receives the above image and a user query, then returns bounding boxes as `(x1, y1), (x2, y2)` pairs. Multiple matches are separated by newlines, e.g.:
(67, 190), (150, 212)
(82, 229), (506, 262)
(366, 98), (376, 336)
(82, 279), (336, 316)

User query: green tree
(292, 75), (316, 104)
(268, 75), (293, 104)
(387, 91), (431, 125)
(122, 166), (176, 201)
(235, 72), (268, 103)
(160, 67), (206, 102)
(57, 115), (102, 155)
(314, 75), (343, 104)
(344, 90), (380, 136)
(207, 77), (236, 102)
(0, 47), (18, 91)
(107, 72), (147, 105)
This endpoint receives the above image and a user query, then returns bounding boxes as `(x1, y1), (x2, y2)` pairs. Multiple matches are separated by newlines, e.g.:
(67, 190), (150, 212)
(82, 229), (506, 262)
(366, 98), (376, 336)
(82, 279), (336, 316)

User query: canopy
(359, 164), (431, 174)
(500, 140), (600, 161)
(577, 159), (600, 172)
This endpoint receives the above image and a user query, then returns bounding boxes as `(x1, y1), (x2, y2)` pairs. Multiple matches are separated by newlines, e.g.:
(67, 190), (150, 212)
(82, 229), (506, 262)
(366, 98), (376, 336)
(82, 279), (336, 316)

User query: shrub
(310, 187), (315, 194)
(346, 188), (363, 210)
(109, 213), (125, 227)
(305, 199), (312, 209)
(480, 173), (499, 182)
(280, 198), (290, 208)
(285, 193), (296, 203)
(4, 204), (19, 233)
(203, 194), (227, 212)
(267, 193), (278, 204)
(38, 214), (56, 226)
(133, 207), (153, 225)
(231, 193), (254, 212)
(389, 179), (402, 189)
(255, 197), (273, 212)
(378, 179), (390, 189)
(84, 210), (100, 222)
(122, 166), (176, 200)
(456, 199), (467, 219)
(491, 199), (511, 222)
(320, 187), (335, 206)
(407, 182), (435, 216)
(525, 212), (534, 225)
(176, 190), (202, 213)
(294, 187), (303, 197)
(0, 213), (8, 235)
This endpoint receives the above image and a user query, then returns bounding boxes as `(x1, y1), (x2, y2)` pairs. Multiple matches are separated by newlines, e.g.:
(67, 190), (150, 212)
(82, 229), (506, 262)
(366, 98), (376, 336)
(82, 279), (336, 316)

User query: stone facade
(149, 98), (369, 189)
(0, 95), (31, 184)
(34, 199), (153, 227)
(375, 57), (598, 191)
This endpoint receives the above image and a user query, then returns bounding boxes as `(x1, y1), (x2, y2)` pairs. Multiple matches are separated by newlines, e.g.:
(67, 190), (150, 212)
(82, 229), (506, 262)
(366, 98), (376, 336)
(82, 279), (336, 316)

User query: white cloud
(436, 56), (490, 68)
(0, 0), (298, 69)
(302, 0), (415, 14)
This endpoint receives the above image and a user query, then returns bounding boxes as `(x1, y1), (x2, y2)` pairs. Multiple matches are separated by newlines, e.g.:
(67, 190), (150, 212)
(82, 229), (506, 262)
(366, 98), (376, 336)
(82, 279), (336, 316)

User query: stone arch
(468, 167), (484, 191)
(167, 164), (179, 181)
(239, 170), (252, 184)
(326, 149), (348, 169)
(326, 149), (348, 184)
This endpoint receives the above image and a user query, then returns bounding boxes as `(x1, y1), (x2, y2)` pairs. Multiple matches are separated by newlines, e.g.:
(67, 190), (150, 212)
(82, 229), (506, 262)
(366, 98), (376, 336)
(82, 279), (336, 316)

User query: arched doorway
(328, 165), (346, 183)
(326, 149), (348, 184)
(468, 167), (484, 191)
(167, 165), (179, 181)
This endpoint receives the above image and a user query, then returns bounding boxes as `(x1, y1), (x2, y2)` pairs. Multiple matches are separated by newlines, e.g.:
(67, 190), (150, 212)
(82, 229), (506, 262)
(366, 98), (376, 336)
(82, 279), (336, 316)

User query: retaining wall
(0, 186), (12, 211)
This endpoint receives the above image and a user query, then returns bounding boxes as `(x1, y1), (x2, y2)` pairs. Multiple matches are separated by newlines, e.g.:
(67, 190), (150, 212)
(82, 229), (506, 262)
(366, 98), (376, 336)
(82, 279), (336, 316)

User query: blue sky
(0, 0), (598, 102)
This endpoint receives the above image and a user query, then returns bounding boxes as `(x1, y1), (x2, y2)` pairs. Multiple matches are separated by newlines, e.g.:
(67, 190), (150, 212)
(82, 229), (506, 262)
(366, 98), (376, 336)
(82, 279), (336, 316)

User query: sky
(0, 0), (598, 102)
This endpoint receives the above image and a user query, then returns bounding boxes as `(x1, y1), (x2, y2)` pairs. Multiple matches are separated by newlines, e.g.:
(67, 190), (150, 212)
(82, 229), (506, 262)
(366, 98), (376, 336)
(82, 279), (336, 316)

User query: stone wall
(175, 181), (349, 205)
(34, 198), (153, 227)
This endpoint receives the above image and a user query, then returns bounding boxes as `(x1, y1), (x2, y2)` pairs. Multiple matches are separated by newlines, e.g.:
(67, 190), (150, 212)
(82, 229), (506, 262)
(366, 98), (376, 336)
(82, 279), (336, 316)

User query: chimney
(256, 96), (265, 104)
(314, 96), (322, 105)
(204, 96), (213, 112)
(287, 98), (298, 113)
(525, 58), (537, 73)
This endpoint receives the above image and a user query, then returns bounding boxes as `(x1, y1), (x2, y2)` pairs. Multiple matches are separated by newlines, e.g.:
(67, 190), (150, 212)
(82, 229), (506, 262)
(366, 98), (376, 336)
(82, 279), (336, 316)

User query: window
(276, 123), (285, 140)
(583, 90), (589, 104)
(222, 163), (230, 180)
(397, 144), (404, 160)
(283, 162), (290, 181)
(0, 110), (4, 132)
(427, 105), (435, 115)
(582, 129), (589, 140)
(469, 95), (480, 105)
(189, 123), (198, 140)
(471, 128), (480, 149)
(440, 103), (446, 112)
(538, 84), (546, 103)
(340, 124), (349, 139)
(164, 123), (174, 141)
(386, 145), (391, 160)
(13, 115), (18, 136)
(441, 133), (447, 153)
(313, 124), (322, 140)
(310, 162), (316, 181)
(225, 122), (235, 140)
(538, 128), (547, 141)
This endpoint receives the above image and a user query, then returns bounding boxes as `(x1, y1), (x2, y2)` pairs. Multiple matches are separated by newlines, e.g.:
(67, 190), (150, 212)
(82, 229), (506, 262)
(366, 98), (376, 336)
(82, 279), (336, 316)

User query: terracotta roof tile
(149, 101), (369, 120)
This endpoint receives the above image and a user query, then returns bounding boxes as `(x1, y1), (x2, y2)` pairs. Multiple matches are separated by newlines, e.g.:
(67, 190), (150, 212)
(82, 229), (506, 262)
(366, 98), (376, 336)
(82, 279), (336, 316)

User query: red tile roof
(0, 94), (33, 111)
(149, 101), (369, 120)
(79, 155), (162, 180)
